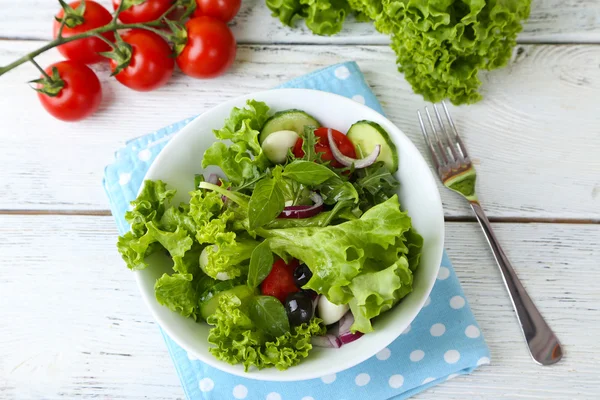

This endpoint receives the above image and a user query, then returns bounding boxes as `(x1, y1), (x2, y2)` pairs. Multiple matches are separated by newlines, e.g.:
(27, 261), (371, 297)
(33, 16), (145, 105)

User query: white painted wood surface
(1, 217), (598, 399)
(1, 41), (599, 218)
(1, 1), (599, 399)
(1, 0), (600, 43)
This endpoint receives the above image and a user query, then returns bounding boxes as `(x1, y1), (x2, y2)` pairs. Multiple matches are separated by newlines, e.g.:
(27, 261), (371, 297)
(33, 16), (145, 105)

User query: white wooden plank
(1, 42), (599, 219)
(0, 216), (598, 398)
(0, 0), (599, 44)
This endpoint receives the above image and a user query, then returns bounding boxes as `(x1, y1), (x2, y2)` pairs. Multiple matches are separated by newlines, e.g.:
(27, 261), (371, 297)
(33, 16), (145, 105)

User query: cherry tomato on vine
(53, 1), (114, 64)
(37, 61), (102, 122)
(193, 0), (241, 22)
(110, 30), (174, 92)
(293, 127), (357, 167)
(112, 0), (173, 24)
(176, 16), (236, 79)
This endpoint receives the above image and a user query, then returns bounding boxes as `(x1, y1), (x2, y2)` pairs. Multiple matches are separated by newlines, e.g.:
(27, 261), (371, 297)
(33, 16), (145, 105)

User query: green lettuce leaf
(266, 0), (352, 36)
(207, 293), (325, 371)
(382, 0), (531, 104)
(348, 256), (413, 333)
(202, 100), (271, 185)
(261, 195), (412, 305)
(202, 238), (260, 280)
(125, 180), (176, 237)
(155, 273), (199, 319)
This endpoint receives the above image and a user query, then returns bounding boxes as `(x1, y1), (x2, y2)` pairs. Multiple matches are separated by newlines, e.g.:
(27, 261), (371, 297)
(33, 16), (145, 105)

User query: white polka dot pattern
(388, 374), (404, 389)
(233, 384), (248, 399)
(376, 348), (391, 360)
(198, 378), (214, 392)
(355, 373), (370, 386)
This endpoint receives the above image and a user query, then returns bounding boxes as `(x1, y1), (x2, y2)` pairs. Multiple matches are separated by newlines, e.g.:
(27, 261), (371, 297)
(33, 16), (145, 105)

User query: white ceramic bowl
(137, 88), (444, 381)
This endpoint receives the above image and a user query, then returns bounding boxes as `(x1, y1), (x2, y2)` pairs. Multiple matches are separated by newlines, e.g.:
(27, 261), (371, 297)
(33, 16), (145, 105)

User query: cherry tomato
(193, 0), (241, 22)
(53, 1), (114, 64)
(37, 61), (102, 122)
(176, 16), (236, 79)
(260, 258), (300, 303)
(293, 127), (357, 167)
(112, 0), (173, 23)
(110, 30), (174, 92)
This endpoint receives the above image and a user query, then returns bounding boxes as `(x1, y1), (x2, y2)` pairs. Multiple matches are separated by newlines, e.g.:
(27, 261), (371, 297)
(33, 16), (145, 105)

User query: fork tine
(417, 110), (442, 172)
(441, 101), (469, 160)
(433, 104), (458, 162)
(424, 107), (449, 166)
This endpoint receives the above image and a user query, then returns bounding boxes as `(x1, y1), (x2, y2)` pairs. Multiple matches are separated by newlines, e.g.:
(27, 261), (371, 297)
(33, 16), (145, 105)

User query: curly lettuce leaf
(202, 238), (259, 280)
(155, 273), (199, 319)
(125, 180), (176, 237)
(381, 0), (531, 104)
(202, 100), (271, 185)
(348, 256), (413, 333)
(266, 0), (352, 36)
(207, 294), (325, 371)
(262, 195), (412, 304)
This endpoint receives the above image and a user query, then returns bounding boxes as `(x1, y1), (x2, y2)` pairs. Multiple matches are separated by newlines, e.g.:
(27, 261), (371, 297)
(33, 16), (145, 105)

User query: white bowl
(137, 88), (444, 381)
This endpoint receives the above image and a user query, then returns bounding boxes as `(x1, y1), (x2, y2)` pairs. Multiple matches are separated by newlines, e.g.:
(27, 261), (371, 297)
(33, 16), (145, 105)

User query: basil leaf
(249, 295), (290, 337)
(248, 176), (285, 229)
(283, 160), (337, 186)
(247, 240), (274, 288)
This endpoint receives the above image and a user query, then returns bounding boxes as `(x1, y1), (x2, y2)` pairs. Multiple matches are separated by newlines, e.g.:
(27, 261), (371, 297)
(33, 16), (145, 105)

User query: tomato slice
(292, 127), (357, 167)
(260, 258), (300, 303)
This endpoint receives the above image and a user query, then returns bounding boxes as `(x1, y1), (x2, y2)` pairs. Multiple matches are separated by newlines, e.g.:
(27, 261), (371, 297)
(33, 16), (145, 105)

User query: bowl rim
(134, 88), (445, 381)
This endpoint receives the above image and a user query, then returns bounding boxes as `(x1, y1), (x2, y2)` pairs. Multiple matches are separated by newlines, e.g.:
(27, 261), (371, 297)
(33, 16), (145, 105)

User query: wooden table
(1, 1), (599, 398)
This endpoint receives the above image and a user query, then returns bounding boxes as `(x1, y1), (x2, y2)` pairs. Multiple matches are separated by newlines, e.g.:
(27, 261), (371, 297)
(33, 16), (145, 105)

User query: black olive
(284, 292), (314, 327)
(293, 264), (313, 288)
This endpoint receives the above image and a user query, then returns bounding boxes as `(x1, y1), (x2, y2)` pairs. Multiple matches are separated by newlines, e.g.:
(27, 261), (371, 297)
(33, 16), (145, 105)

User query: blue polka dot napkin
(103, 61), (490, 400)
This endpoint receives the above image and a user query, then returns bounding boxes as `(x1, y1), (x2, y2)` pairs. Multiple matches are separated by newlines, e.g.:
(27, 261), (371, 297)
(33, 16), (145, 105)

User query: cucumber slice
(260, 110), (320, 143)
(346, 120), (398, 172)
(199, 284), (255, 320)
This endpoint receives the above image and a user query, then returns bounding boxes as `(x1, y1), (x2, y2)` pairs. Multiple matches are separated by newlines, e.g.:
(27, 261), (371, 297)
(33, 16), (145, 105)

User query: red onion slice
(338, 311), (355, 334)
(327, 128), (380, 168)
(207, 173), (220, 185)
(311, 334), (342, 348)
(278, 192), (324, 219)
(339, 331), (364, 344)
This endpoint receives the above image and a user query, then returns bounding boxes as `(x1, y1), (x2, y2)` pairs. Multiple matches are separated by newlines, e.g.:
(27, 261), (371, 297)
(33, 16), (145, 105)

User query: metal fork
(418, 102), (563, 366)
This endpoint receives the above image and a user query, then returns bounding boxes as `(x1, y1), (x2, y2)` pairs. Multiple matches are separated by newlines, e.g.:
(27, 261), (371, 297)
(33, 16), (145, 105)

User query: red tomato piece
(193, 0), (242, 22)
(37, 61), (102, 122)
(292, 127), (357, 167)
(53, 1), (114, 64)
(110, 30), (174, 92)
(260, 258), (300, 303)
(176, 16), (236, 79)
(112, 0), (173, 23)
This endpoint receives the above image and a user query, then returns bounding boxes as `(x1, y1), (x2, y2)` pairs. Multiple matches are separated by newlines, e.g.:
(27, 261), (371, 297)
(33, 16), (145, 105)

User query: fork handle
(469, 201), (563, 365)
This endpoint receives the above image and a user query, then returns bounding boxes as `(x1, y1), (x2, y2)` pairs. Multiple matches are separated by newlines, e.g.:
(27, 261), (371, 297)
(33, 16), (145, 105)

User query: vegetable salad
(117, 100), (423, 371)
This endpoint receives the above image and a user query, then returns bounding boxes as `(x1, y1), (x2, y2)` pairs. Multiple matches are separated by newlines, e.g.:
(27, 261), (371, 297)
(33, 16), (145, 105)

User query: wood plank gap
(0, 209), (599, 224)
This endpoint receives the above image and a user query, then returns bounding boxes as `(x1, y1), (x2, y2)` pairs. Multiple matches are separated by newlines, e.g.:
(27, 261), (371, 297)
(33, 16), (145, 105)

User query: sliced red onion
(327, 128), (380, 168)
(311, 334), (342, 348)
(338, 311), (355, 334)
(339, 331), (364, 344)
(207, 173), (220, 185)
(278, 192), (324, 219)
(312, 295), (320, 315)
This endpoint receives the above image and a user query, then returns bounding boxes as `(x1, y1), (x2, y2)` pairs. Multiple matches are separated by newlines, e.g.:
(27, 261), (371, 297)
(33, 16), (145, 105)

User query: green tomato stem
(0, 0), (188, 78)
(28, 57), (52, 81)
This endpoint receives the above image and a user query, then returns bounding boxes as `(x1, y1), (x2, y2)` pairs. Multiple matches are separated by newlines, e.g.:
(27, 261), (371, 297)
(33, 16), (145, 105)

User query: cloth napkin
(103, 61), (490, 400)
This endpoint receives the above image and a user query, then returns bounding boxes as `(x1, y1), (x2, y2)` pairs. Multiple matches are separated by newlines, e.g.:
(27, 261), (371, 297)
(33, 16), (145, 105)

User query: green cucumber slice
(260, 110), (320, 143)
(199, 284), (255, 320)
(346, 120), (398, 172)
